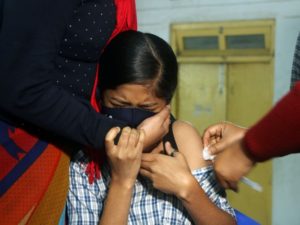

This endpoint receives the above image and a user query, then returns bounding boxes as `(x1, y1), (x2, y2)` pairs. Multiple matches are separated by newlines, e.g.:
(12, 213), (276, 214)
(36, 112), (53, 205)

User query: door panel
(227, 62), (273, 125)
(176, 63), (226, 133)
(226, 62), (274, 225)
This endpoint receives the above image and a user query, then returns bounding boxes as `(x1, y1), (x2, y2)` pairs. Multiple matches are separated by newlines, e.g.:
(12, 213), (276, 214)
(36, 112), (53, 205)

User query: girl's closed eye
(138, 103), (159, 112)
(110, 100), (130, 108)
(103, 84), (167, 113)
(110, 100), (159, 112)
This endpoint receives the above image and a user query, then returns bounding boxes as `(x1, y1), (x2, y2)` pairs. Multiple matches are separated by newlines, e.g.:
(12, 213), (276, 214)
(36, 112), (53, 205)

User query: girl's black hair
(98, 30), (178, 103)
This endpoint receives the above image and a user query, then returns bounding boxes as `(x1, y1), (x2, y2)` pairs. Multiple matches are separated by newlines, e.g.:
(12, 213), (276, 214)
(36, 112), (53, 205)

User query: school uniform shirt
(67, 150), (236, 225)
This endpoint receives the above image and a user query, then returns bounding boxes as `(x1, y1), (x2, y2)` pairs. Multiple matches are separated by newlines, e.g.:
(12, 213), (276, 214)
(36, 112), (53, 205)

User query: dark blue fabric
(101, 105), (156, 128)
(101, 105), (179, 150)
(0, 121), (26, 160)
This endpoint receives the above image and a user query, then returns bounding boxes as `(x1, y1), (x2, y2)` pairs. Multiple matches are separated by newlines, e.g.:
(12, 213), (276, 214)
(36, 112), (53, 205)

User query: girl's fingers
(136, 129), (145, 151)
(165, 141), (177, 157)
(140, 160), (153, 171)
(141, 153), (156, 162)
(139, 168), (152, 179)
(128, 129), (138, 148)
(118, 127), (131, 148)
(105, 127), (121, 151)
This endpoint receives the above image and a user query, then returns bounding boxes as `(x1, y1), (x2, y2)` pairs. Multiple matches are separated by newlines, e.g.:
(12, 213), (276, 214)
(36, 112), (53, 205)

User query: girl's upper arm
(173, 120), (211, 171)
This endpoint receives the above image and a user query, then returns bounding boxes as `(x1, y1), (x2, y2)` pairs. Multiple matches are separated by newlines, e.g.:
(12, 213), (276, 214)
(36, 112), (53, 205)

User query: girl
(67, 30), (236, 225)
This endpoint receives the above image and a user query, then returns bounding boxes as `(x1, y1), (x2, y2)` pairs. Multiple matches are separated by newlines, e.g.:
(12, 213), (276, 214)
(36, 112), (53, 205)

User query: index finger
(105, 127), (121, 151)
(136, 130), (145, 150)
(141, 153), (156, 162)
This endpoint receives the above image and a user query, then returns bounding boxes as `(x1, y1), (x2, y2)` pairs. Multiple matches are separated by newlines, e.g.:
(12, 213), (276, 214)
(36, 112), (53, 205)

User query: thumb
(208, 140), (228, 155)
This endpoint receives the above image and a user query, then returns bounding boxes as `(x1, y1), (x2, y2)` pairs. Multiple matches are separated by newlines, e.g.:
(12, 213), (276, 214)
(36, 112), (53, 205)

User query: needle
(240, 177), (263, 192)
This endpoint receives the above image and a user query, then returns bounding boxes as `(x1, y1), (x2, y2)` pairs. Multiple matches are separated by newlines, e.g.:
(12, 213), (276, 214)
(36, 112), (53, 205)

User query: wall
(136, 0), (300, 224)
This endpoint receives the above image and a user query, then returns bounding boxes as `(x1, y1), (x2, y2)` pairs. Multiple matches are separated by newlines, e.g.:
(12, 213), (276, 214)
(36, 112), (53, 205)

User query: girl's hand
(105, 127), (145, 188)
(137, 106), (170, 151)
(140, 142), (194, 199)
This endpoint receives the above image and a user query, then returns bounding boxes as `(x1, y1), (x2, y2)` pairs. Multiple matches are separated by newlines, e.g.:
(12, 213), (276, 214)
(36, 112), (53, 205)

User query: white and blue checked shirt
(67, 150), (235, 225)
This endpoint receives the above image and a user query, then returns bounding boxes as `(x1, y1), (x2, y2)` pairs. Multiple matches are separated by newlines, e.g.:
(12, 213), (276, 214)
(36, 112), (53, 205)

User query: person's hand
(202, 121), (247, 155)
(140, 142), (195, 199)
(137, 106), (170, 151)
(214, 138), (256, 191)
(105, 127), (145, 188)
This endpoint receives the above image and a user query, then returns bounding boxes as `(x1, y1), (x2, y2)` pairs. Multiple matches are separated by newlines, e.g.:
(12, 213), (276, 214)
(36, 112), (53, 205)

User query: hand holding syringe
(203, 147), (263, 192)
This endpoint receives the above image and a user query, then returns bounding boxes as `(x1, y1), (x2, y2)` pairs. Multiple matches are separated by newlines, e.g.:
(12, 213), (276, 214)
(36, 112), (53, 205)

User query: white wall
(136, 0), (300, 224)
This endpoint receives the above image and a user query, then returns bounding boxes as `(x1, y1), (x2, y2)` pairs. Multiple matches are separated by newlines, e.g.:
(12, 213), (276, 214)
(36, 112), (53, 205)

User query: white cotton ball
(202, 147), (215, 161)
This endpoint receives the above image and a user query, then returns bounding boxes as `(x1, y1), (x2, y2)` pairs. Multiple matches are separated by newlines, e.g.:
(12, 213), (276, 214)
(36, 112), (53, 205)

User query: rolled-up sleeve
(192, 166), (236, 218)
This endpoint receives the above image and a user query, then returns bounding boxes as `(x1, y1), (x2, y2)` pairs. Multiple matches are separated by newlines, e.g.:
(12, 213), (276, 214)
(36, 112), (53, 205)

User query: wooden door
(226, 61), (274, 225)
(174, 63), (226, 133)
(174, 60), (273, 225)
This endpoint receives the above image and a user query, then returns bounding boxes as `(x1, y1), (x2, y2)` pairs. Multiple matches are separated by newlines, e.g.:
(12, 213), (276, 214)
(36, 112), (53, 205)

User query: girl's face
(102, 83), (167, 113)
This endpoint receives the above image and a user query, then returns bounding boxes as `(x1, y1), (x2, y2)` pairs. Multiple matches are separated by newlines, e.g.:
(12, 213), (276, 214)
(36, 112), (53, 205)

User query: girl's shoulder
(172, 120), (211, 170)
